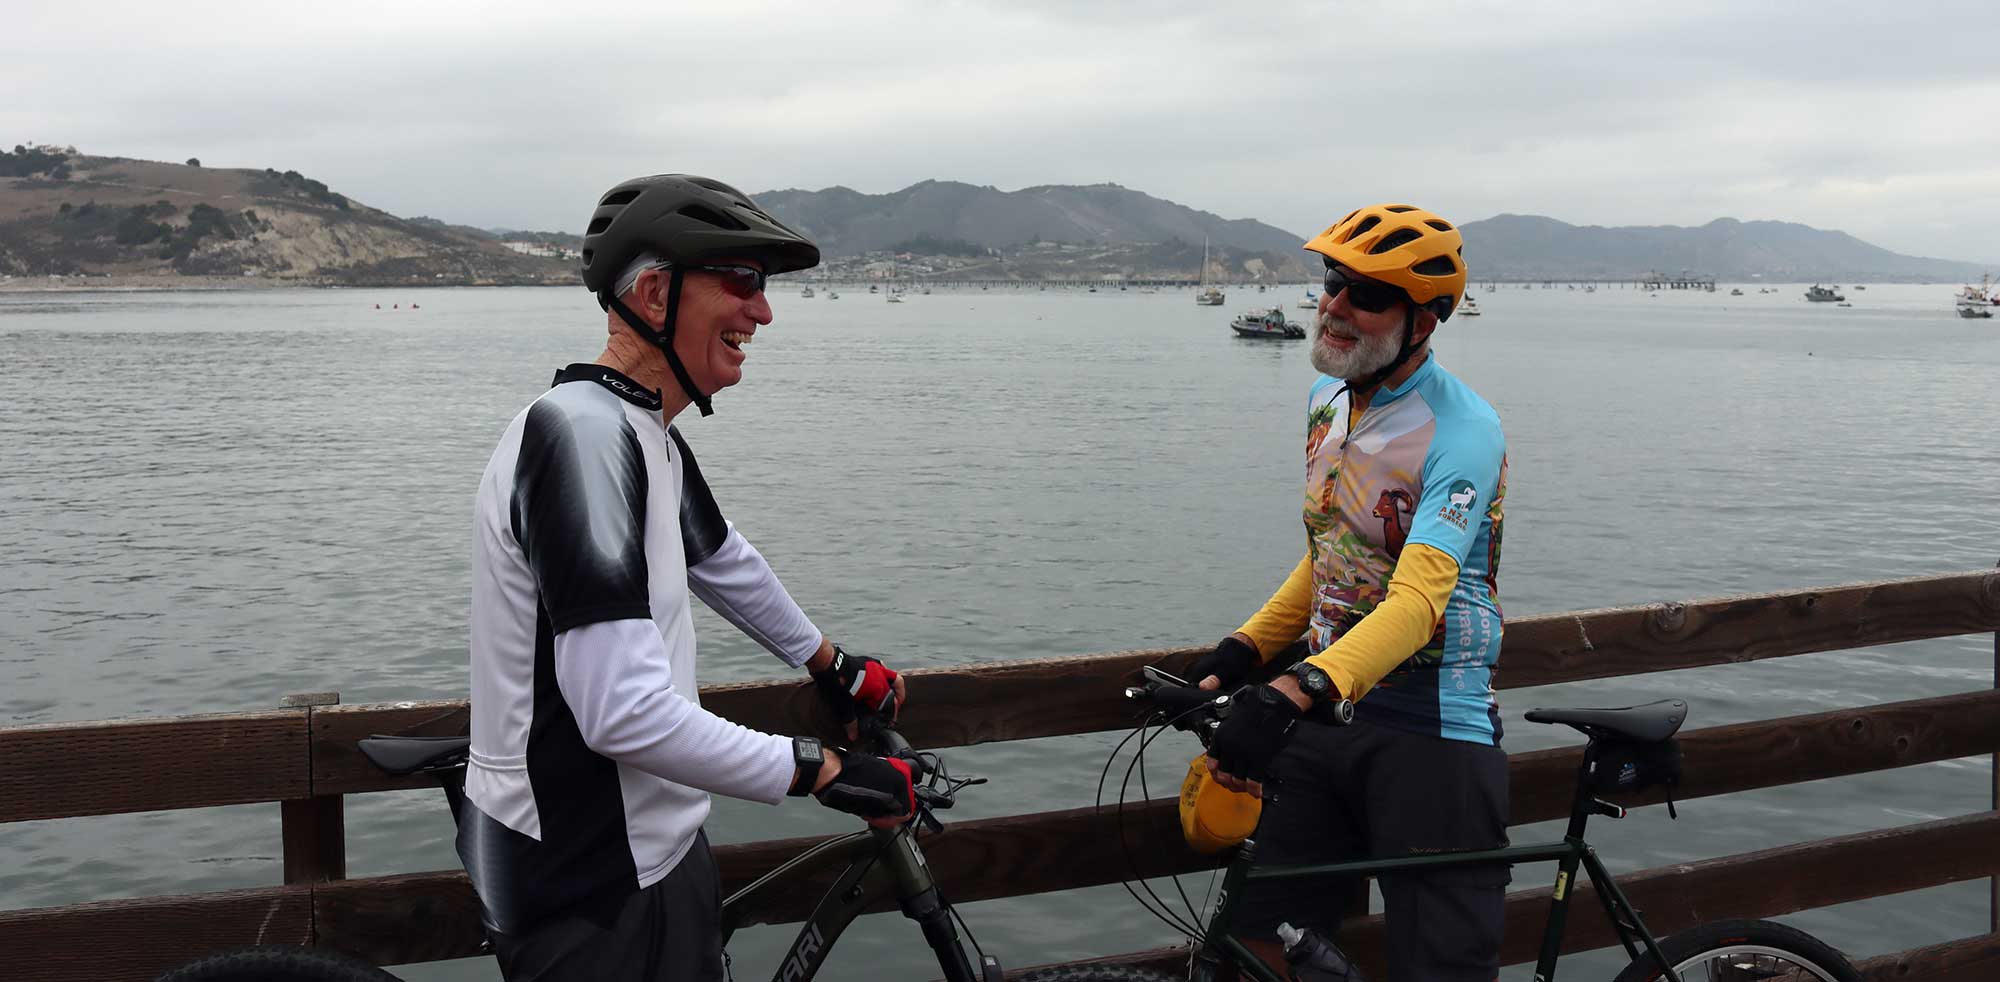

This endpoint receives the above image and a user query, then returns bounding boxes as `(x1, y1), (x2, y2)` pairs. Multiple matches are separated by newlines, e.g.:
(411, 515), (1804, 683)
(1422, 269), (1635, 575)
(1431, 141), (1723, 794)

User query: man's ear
(1409, 306), (1442, 346)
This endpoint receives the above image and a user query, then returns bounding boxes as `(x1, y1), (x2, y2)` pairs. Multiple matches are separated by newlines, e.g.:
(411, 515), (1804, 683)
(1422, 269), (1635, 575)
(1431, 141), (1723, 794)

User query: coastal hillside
(755, 180), (1316, 280)
(1460, 214), (1991, 282)
(0, 146), (572, 286)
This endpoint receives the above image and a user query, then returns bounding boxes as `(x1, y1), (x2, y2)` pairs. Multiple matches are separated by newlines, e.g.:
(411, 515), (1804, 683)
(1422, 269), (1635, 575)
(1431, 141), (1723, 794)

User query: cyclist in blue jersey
(466, 175), (915, 982)
(1194, 204), (1510, 982)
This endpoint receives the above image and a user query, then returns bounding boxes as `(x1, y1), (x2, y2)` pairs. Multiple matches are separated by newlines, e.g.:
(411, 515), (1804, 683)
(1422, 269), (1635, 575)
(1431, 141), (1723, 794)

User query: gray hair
(612, 252), (671, 299)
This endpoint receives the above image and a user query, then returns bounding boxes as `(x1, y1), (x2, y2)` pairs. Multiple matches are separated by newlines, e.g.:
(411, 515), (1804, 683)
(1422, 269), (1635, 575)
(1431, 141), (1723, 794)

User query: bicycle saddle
(1524, 699), (1687, 743)
(359, 735), (471, 775)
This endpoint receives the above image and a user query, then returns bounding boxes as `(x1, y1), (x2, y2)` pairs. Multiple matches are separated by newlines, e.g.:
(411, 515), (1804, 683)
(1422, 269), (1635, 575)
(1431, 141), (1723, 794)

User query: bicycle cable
(1131, 719), (1207, 931)
(1101, 700), (1229, 942)
(1121, 708), (1216, 940)
(1097, 717), (1201, 939)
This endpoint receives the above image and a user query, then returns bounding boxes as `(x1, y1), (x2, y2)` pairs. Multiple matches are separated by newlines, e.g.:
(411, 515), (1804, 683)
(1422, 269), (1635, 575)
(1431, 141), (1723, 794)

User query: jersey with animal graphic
(1304, 357), (1507, 745)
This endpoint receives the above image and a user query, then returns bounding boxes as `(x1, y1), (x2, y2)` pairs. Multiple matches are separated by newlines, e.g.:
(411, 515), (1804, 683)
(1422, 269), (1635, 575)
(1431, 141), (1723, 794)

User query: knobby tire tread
(1611, 917), (1861, 982)
(1013, 964), (1183, 982)
(153, 945), (402, 982)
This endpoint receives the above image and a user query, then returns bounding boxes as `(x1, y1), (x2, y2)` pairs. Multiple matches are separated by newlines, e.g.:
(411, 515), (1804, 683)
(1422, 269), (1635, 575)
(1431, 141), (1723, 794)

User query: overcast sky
(9, 0), (1997, 262)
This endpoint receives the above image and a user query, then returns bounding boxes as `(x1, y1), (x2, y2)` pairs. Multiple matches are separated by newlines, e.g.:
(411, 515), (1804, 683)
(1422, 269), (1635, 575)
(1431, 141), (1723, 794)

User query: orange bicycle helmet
(1303, 204), (1466, 321)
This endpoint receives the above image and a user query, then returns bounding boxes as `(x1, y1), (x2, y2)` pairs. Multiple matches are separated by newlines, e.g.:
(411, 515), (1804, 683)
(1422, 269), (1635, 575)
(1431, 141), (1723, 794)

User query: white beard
(1310, 310), (1405, 380)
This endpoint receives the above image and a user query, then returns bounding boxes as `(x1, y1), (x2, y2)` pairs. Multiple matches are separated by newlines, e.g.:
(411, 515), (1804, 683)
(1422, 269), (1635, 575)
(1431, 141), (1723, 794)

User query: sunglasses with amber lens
(1322, 265), (1407, 314)
(687, 263), (768, 298)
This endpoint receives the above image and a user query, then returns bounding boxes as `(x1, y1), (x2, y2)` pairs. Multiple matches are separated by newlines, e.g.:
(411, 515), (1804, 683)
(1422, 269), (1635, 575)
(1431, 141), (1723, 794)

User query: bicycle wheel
(1014, 964), (1181, 982)
(154, 945), (403, 982)
(1611, 918), (1860, 982)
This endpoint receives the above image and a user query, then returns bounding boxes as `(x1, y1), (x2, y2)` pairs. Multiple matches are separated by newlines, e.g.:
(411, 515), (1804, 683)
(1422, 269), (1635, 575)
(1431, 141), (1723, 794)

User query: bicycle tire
(1014, 965), (1181, 982)
(154, 945), (403, 982)
(1611, 917), (1860, 982)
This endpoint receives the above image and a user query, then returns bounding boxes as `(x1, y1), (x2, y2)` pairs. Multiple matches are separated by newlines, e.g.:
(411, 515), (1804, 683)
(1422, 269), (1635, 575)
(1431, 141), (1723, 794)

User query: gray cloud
(7, 0), (1995, 262)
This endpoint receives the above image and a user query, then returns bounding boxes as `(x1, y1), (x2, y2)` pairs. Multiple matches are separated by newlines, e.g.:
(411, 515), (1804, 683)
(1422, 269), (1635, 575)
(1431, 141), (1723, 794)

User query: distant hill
(0, 146), (573, 286)
(1460, 214), (1991, 282)
(755, 180), (1315, 279)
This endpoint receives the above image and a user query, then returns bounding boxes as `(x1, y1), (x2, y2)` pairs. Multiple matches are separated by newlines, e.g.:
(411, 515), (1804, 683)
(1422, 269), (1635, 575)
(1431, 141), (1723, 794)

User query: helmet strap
(602, 268), (714, 417)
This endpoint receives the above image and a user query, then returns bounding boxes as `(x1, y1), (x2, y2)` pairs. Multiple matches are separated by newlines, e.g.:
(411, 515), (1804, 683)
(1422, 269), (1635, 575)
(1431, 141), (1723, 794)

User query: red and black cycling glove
(810, 645), (900, 727)
(814, 751), (916, 821)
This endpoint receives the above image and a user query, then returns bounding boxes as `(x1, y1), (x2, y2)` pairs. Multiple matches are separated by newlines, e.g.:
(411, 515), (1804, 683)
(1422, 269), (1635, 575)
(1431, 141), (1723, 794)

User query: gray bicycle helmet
(580, 174), (819, 293)
(580, 174), (819, 416)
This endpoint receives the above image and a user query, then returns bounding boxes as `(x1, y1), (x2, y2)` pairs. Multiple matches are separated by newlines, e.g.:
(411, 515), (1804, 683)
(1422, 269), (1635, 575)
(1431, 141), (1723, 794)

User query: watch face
(796, 737), (823, 764)
(1297, 666), (1329, 696)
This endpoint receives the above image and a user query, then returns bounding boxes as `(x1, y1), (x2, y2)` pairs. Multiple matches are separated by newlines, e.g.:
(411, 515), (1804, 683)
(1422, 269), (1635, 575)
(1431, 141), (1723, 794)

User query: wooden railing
(3, 569), (1998, 981)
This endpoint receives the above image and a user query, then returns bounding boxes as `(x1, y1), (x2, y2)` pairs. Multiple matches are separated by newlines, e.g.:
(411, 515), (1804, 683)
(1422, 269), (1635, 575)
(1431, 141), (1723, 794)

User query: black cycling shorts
(490, 829), (726, 982)
(1229, 720), (1511, 982)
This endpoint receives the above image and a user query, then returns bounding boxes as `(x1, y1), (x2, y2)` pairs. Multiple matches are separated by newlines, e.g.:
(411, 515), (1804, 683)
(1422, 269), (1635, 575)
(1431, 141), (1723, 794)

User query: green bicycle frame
(718, 821), (982, 982)
(1191, 772), (1678, 982)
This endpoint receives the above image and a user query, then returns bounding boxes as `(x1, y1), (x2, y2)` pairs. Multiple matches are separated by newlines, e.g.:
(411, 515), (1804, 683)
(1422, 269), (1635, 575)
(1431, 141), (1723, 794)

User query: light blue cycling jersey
(1303, 355), (1507, 745)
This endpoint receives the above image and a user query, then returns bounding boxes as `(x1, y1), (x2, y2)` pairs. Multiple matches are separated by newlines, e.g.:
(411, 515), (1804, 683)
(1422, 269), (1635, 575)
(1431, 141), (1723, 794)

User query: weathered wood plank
(1855, 932), (2000, 981)
(304, 570), (2000, 796)
(0, 884), (314, 982)
(1017, 812), (2000, 979)
(5, 571), (1989, 811)
(292, 690), (2000, 965)
(0, 710), (307, 823)
(314, 871), (487, 966)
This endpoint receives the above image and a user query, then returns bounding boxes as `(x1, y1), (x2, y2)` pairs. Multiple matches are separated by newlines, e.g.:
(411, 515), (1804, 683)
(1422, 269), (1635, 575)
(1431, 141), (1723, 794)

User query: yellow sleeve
(1303, 543), (1459, 703)
(1233, 554), (1313, 659)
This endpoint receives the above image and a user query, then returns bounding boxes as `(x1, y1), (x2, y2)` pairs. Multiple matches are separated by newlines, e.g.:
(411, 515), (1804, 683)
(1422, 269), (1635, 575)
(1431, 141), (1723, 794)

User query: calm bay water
(2, 283), (1996, 979)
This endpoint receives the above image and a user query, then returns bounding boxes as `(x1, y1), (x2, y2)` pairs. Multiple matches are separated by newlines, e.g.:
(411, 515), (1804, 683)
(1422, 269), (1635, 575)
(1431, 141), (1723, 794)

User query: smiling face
(631, 259), (772, 393)
(1311, 270), (1409, 380)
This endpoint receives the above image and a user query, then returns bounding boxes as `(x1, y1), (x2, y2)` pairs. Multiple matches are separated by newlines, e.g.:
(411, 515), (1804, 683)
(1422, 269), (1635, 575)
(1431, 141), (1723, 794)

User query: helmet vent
(1371, 228), (1423, 254)
(1384, 205), (1417, 213)
(1348, 215), (1382, 240)
(581, 248), (594, 265)
(600, 189), (642, 207)
(586, 216), (612, 235)
(679, 203), (750, 232)
(1413, 255), (1458, 276)
(1425, 219), (1453, 232)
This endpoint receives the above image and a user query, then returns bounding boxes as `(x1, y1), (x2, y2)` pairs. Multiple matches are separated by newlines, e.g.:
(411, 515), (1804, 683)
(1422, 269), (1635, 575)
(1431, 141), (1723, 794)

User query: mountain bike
(155, 714), (1002, 982)
(1013, 670), (1860, 982)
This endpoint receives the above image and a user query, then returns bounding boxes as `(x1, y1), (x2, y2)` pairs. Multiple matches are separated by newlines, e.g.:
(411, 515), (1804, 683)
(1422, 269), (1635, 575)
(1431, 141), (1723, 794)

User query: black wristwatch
(788, 736), (825, 797)
(1290, 662), (1334, 702)
(1289, 663), (1357, 725)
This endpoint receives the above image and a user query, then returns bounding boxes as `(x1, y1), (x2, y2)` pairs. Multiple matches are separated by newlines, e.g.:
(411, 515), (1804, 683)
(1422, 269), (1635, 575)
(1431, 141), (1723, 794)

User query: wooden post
(281, 691), (346, 885)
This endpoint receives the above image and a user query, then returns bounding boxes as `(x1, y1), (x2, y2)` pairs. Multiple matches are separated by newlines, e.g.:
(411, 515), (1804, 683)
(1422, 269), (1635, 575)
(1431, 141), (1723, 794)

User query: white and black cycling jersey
(464, 363), (821, 935)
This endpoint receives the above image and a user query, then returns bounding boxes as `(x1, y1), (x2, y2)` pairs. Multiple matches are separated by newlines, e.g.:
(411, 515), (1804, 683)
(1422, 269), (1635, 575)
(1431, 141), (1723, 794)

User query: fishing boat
(886, 292), (903, 303)
(1953, 275), (1997, 308)
(1196, 237), (1225, 306)
(1804, 284), (1845, 302)
(827, 291), (839, 300)
(1458, 296), (1482, 317)
(1230, 307), (1305, 339)
(801, 285), (815, 298)
(1729, 288), (1743, 296)
(1958, 303), (1993, 319)
(1297, 290), (1318, 309)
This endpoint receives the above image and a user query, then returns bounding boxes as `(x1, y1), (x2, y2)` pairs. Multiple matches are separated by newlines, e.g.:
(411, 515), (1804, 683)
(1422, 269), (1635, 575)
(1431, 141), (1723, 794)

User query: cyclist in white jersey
(467, 175), (915, 982)
(1196, 205), (1510, 982)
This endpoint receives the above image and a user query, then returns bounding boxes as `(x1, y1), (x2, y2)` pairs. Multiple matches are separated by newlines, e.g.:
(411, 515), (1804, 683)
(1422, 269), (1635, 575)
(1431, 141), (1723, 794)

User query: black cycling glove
(1209, 684), (1302, 784)
(810, 646), (900, 728)
(814, 751), (916, 821)
(1188, 636), (1259, 690)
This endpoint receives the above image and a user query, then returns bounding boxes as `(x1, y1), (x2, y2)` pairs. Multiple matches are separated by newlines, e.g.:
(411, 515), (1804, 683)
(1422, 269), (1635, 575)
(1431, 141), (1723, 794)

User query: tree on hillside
(186, 158), (201, 167)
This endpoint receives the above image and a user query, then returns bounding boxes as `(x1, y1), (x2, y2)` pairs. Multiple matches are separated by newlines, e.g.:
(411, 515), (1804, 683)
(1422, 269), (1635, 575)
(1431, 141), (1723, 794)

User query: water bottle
(1276, 922), (1366, 982)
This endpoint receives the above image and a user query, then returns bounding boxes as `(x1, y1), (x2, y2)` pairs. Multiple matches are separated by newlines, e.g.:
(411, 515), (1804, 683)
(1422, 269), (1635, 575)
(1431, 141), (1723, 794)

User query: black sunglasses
(683, 263), (768, 298)
(1322, 265), (1408, 314)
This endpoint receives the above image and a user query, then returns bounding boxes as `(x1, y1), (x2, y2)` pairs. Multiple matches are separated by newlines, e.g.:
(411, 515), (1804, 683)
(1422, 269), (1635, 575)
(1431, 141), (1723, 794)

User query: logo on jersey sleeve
(1439, 479), (1477, 531)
